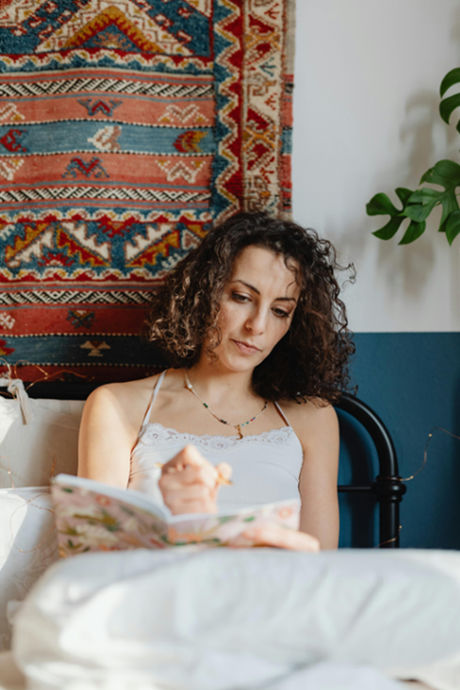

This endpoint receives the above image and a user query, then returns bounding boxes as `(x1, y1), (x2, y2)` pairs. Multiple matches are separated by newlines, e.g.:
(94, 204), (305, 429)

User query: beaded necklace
(184, 371), (268, 439)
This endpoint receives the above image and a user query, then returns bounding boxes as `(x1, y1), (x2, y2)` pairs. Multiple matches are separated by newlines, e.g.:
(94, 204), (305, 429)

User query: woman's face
(207, 245), (301, 373)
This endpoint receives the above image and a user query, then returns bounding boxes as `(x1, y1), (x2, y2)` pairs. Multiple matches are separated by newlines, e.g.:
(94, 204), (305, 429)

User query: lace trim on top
(136, 422), (295, 451)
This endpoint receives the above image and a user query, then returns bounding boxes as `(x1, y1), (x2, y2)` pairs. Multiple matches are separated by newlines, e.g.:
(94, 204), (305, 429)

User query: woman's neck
(185, 361), (257, 408)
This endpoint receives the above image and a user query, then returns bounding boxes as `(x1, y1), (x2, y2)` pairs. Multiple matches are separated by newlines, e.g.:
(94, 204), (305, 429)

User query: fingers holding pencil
(158, 445), (232, 515)
(159, 446), (232, 485)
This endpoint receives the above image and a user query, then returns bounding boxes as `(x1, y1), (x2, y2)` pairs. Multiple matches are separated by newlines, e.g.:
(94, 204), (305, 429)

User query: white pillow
(0, 396), (84, 488)
(0, 487), (58, 651)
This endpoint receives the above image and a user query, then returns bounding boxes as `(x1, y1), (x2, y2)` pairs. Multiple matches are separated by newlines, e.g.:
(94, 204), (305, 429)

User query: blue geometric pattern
(0, 1), (211, 57)
(0, 123), (214, 156)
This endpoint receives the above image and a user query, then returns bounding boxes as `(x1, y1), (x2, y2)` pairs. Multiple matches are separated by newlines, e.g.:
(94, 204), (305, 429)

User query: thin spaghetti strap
(140, 370), (167, 428)
(274, 400), (291, 427)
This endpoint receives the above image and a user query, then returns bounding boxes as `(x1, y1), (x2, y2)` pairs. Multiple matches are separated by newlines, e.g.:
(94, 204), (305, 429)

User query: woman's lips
(232, 339), (261, 354)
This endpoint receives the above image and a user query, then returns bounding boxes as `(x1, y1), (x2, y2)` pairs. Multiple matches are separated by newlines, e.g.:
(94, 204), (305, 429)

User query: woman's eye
(272, 307), (290, 319)
(231, 292), (250, 303)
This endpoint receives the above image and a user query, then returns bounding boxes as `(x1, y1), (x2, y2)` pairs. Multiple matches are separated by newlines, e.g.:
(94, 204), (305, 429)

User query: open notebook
(51, 474), (300, 556)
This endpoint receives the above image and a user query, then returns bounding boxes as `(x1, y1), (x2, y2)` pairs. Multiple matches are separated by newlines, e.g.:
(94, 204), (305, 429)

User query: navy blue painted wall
(340, 332), (460, 550)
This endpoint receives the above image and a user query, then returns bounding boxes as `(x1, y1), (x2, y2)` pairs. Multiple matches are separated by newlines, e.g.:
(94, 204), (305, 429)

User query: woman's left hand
(228, 522), (320, 551)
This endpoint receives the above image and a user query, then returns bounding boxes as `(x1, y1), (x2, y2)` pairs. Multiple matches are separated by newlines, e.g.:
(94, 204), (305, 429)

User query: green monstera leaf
(366, 188), (425, 245)
(440, 68), (460, 132)
(367, 69), (460, 245)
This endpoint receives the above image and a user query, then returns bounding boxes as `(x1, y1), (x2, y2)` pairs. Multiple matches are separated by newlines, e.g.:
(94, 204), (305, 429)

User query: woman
(78, 211), (354, 551)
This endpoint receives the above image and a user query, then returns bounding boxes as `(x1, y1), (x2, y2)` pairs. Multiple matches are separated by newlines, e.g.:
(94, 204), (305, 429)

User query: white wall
(292, 0), (460, 332)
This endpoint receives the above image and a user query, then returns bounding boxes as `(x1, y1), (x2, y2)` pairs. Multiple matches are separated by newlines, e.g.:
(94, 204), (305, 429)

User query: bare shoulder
(83, 374), (161, 428)
(278, 397), (339, 457)
(87, 375), (157, 403)
(280, 397), (338, 433)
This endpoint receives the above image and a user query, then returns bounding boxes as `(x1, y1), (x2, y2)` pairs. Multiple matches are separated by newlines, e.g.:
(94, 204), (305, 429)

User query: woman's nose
(245, 308), (266, 334)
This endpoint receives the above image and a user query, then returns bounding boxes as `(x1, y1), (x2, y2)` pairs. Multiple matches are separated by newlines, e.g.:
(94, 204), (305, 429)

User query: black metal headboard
(336, 393), (406, 548)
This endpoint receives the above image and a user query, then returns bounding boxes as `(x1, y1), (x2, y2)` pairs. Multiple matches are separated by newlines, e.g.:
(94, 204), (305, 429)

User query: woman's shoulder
(84, 373), (163, 419)
(89, 374), (158, 400)
(278, 396), (339, 435)
(279, 397), (339, 466)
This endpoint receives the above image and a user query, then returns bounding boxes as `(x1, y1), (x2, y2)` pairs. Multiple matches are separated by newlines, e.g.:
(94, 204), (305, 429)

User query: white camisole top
(128, 371), (304, 513)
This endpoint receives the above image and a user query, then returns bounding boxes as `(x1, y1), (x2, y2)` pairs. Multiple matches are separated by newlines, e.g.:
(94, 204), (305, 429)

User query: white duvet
(5, 548), (460, 690)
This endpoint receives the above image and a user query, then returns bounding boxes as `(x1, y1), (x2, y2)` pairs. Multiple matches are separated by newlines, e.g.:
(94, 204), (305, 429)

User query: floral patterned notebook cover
(51, 474), (300, 557)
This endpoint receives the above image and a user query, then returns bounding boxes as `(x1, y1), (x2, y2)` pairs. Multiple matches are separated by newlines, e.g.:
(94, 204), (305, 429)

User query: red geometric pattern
(0, 0), (294, 382)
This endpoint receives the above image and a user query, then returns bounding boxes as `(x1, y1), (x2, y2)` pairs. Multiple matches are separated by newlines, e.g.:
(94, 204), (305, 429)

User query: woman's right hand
(158, 444), (232, 515)
(228, 523), (320, 551)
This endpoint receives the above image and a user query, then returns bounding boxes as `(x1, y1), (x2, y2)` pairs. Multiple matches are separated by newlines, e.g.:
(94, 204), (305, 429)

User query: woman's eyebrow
(232, 279), (297, 302)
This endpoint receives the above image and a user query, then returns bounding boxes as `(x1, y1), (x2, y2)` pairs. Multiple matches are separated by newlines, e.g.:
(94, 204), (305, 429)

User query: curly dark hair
(146, 211), (355, 403)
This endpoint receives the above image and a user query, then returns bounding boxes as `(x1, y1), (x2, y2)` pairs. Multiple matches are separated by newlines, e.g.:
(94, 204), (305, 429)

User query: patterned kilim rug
(0, 0), (295, 384)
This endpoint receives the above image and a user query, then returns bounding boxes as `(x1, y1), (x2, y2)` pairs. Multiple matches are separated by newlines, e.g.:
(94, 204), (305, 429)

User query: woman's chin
(212, 355), (261, 374)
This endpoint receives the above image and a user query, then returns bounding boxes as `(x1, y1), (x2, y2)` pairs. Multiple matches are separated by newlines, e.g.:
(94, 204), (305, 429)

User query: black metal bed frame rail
(336, 393), (406, 548)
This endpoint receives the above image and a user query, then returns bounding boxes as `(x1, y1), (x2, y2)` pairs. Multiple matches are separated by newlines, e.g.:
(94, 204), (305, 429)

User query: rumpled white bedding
(6, 548), (460, 690)
(0, 652), (425, 690)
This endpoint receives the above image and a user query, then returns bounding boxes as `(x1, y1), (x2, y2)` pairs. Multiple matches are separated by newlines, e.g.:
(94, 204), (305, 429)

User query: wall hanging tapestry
(0, 0), (294, 383)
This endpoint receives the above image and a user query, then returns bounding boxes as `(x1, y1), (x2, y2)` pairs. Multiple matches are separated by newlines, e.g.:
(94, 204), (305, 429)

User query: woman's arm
(231, 401), (339, 552)
(295, 402), (340, 550)
(78, 384), (138, 488)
